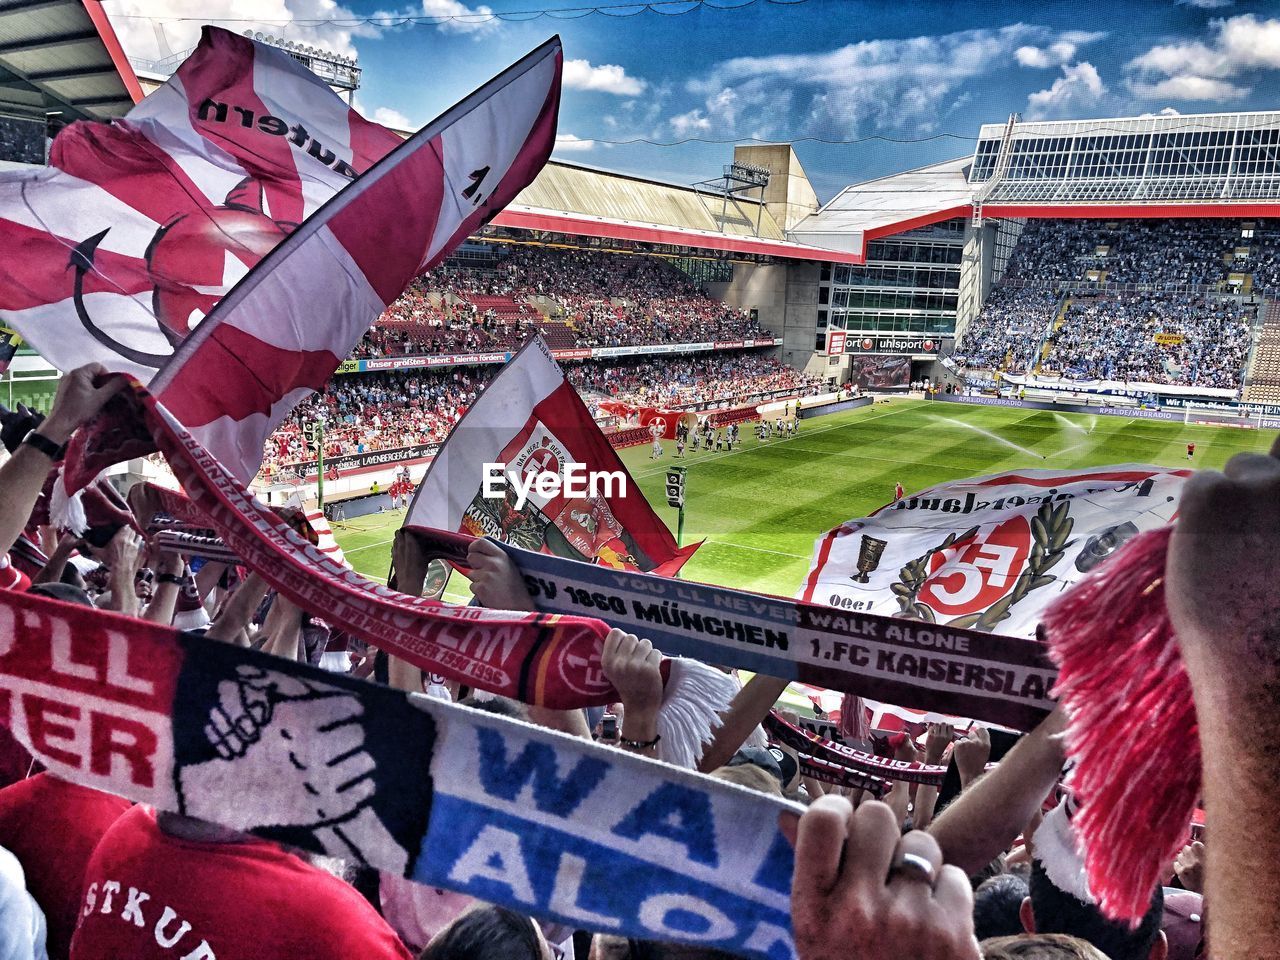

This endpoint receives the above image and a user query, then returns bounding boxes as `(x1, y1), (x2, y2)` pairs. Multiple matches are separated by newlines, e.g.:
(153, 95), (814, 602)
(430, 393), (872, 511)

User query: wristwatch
(22, 429), (67, 461)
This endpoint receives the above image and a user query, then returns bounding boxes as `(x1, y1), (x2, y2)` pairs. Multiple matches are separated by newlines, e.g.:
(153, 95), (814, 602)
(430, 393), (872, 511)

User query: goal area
(1182, 402), (1263, 428)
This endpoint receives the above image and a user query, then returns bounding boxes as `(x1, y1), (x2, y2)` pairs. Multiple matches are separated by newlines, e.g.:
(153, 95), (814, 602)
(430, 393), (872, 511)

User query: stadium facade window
(828, 222), (963, 336)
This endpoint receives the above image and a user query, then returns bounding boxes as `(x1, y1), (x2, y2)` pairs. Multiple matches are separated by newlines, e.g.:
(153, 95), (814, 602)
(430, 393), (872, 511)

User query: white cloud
(1126, 14), (1280, 100)
(1177, 0), (1232, 8)
(1026, 62), (1106, 119)
(563, 58), (646, 96)
(370, 106), (414, 129)
(553, 133), (596, 152)
(671, 24), (1100, 139)
(1014, 30), (1105, 68)
(1129, 75), (1249, 99)
(413, 0), (498, 35)
(106, 0), (380, 62)
(669, 109), (712, 138)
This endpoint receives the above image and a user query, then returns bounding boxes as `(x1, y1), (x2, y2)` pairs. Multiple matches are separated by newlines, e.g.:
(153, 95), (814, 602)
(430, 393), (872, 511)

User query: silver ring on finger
(889, 852), (938, 888)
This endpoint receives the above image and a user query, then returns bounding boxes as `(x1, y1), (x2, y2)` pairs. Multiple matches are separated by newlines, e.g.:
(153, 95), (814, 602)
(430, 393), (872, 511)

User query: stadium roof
(972, 111), (1280, 217)
(491, 159), (862, 263)
(0, 0), (142, 122)
(788, 158), (975, 256)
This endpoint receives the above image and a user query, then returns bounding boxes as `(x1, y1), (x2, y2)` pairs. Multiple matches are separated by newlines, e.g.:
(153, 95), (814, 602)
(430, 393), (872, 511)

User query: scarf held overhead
(67, 379), (622, 710)
(0, 588), (801, 960)
(407, 527), (1059, 732)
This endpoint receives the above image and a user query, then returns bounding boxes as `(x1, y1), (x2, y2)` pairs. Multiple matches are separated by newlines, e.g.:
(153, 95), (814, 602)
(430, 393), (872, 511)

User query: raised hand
(788, 797), (980, 960)
(953, 726), (991, 787)
(467, 537), (533, 611)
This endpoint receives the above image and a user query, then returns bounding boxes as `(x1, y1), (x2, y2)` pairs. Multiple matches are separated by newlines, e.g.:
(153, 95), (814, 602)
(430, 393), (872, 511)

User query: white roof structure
(789, 158), (976, 258)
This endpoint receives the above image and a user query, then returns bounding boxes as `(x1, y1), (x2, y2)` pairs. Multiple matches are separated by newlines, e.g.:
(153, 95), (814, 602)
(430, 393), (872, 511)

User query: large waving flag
(0, 27), (403, 383)
(54, 32), (561, 482)
(406, 337), (697, 575)
(800, 465), (1190, 638)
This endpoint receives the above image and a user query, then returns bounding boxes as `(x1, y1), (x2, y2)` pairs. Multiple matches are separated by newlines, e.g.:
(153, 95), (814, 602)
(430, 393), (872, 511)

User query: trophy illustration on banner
(853, 535), (887, 583)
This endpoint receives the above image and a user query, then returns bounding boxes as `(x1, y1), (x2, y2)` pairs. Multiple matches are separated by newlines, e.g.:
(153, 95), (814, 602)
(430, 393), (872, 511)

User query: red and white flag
(800, 465), (1190, 639)
(6, 28), (562, 484)
(0, 27), (402, 382)
(406, 337), (697, 576)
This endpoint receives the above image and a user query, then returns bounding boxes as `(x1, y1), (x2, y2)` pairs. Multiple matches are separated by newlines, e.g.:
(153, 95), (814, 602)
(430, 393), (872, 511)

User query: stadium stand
(259, 352), (817, 475)
(955, 217), (1266, 391)
(1245, 300), (1280, 403)
(1041, 293), (1252, 388)
(352, 244), (770, 357)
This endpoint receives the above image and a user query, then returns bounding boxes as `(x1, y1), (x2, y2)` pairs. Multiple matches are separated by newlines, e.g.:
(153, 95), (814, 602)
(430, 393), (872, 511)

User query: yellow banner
(1154, 333), (1184, 346)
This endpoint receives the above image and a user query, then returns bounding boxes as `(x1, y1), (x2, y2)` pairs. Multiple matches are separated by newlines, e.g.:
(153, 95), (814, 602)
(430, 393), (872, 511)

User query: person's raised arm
(205, 571), (270, 646)
(141, 552), (184, 625)
(695, 672), (790, 774)
(31, 532), (78, 586)
(0, 364), (124, 557)
(927, 706), (1065, 876)
(466, 536), (591, 737)
(912, 722), (954, 831)
(1165, 437), (1280, 958)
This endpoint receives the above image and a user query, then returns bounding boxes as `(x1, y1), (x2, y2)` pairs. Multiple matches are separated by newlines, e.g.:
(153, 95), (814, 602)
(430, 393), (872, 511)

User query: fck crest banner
(800, 465), (1191, 639)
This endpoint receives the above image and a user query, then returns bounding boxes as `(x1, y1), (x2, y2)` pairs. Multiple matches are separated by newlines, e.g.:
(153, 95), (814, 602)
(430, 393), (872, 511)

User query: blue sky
(104, 0), (1280, 202)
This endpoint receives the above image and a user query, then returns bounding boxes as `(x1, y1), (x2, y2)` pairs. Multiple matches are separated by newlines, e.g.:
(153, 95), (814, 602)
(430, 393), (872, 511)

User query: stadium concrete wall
(706, 263), (788, 352)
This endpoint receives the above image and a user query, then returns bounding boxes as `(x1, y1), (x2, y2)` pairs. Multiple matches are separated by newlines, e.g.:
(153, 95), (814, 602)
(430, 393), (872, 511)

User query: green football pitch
(332, 397), (1277, 602)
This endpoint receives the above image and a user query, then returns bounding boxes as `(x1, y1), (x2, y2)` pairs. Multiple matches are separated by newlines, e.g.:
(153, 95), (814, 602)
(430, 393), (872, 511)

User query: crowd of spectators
(953, 287), (1062, 375)
(349, 245), (771, 359)
(953, 217), (1271, 391)
(572, 353), (824, 410)
(1002, 218), (1251, 288)
(256, 352), (817, 473)
(1041, 293), (1251, 388)
(1, 367), (1274, 960)
(260, 369), (483, 475)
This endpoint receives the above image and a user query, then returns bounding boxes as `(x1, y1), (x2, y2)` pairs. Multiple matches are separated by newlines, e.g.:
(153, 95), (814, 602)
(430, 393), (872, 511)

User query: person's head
(419, 905), (551, 960)
(27, 581), (94, 608)
(980, 933), (1112, 959)
(974, 872), (1032, 941)
(589, 936), (738, 960)
(1025, 860), (1167, 960)
(709, 764), (782, 796)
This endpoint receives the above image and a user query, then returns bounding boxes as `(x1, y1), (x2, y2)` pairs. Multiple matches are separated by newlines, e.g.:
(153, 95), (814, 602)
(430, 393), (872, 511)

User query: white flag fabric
(799, 465), (1190, 639)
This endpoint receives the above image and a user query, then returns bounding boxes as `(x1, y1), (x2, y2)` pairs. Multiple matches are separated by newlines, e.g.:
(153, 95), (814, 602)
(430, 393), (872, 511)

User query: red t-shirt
(0, 774), (130, 960)
(70, 807), (412, 960)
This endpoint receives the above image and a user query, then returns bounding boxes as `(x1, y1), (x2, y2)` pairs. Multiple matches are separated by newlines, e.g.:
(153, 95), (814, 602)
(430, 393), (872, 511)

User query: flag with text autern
(7, 27), (563, 485)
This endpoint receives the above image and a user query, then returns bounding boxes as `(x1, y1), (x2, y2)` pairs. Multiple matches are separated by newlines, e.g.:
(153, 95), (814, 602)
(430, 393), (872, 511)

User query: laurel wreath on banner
(891, 525), (979, 623)
(891, 500), (1075, 630)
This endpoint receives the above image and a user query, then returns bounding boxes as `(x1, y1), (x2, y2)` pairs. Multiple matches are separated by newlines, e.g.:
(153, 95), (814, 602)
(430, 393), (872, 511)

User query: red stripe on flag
(0, 219), (153, 311)
(800, 528), (838, 604)
(49, 121), (213, 230)
(157, 324), (337, 425)
(323, 135), (446, 305)
(345, 106), (405, 174)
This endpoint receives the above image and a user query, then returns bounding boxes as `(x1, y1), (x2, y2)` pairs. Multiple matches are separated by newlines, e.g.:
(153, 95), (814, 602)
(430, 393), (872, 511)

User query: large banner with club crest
(799, 466), (1191, 639)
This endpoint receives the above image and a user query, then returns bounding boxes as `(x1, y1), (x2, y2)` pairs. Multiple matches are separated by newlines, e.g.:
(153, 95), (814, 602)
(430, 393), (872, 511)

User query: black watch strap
(22, 430), (67, 461)
(156, 573), (185, 586)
